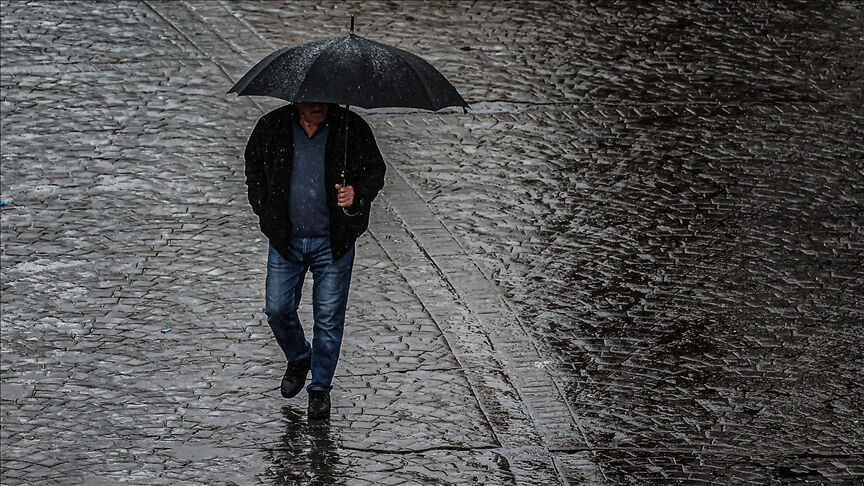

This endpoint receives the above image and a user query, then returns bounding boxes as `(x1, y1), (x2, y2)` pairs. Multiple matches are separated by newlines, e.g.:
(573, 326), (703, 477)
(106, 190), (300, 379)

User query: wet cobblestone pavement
(2, 1), (862, 484)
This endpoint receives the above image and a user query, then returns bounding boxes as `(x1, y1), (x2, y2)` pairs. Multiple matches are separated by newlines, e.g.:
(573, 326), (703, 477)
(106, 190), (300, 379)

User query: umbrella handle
(342, 103), (361, 217)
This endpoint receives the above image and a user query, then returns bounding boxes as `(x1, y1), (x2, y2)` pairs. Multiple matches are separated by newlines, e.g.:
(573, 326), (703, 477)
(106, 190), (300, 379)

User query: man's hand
(335, 184), (355, 207)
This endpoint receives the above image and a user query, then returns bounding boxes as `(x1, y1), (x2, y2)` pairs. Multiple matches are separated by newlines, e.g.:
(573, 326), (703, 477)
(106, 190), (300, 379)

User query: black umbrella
(228, 17), (468, 215)
(227, 17), (468, 111)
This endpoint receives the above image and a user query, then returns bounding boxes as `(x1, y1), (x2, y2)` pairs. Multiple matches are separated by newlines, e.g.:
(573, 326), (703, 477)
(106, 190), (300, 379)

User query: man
(244, 101), (386, 419)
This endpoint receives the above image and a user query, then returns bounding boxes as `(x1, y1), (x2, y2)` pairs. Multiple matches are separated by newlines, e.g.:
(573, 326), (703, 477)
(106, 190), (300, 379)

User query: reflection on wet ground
(379, 101), (863, 482)
(267, 406), (342, 486)
(366, 1), (864, 482)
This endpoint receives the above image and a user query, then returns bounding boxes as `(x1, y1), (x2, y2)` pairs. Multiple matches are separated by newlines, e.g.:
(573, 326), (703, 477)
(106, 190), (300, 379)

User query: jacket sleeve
(349, 117), (386, 208)
(244, 115), (269, 216)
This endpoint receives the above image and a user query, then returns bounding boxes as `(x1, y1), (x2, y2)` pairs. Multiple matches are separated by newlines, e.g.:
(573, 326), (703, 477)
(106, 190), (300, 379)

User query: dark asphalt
(1, 1), (862, 484)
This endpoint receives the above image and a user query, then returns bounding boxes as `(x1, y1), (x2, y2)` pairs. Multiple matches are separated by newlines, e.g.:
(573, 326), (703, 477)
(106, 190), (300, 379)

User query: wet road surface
(1, 1), (862, 484)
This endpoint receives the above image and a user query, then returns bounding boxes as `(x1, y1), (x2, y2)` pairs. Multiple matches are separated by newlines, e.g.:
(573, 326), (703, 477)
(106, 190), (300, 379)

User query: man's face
(297, 102), (329, 125)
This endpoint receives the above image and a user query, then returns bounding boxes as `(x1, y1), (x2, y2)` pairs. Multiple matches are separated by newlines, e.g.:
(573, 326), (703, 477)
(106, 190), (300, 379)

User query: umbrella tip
(350, 15), (355, 34)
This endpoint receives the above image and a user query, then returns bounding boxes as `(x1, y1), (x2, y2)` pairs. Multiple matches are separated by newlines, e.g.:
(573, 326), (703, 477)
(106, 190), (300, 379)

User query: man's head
(296, 102), (329, 126)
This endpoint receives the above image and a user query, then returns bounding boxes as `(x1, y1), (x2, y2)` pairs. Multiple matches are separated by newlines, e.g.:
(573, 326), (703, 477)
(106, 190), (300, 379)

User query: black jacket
(244, 104), (386, 261)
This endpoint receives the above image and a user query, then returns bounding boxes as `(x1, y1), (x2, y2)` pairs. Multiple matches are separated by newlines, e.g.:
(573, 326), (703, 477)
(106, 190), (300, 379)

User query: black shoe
(308, 390), (331, 419)
(280, 357), (310, 399)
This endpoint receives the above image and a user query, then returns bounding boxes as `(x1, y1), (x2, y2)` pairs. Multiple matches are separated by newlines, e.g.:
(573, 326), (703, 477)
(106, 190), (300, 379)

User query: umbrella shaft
(341, 104), (361, 217)
(342, 104), (349, 186)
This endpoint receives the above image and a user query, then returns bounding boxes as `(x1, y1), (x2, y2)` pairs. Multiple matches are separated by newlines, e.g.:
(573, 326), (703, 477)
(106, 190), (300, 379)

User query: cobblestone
(2, 0), (863, 484)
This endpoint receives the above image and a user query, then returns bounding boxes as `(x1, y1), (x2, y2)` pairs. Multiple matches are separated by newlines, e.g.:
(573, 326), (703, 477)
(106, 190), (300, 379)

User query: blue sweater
(288, 121), (330, 237)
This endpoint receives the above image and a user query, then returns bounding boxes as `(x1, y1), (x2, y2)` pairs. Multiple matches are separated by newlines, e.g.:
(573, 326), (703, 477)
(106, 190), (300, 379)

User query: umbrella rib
(293, 37), (343, 102)
(228, 45), (290, 94)
(389, 49), (437, 110)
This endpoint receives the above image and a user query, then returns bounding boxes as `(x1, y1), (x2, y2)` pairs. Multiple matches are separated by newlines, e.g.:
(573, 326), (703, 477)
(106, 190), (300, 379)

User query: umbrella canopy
(227, 31), (468, 111)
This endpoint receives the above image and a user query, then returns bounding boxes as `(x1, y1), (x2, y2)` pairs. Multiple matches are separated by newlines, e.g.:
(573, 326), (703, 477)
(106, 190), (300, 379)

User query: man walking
(244, 102), (385, 419)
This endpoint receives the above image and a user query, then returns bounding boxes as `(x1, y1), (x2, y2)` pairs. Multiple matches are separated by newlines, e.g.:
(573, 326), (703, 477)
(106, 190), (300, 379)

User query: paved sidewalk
(2, 1), (863, 485)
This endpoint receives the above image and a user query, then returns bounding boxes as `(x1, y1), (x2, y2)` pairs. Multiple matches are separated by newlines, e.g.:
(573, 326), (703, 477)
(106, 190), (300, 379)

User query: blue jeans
(265, 237), (355, 392)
